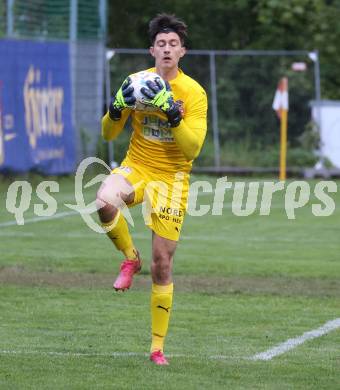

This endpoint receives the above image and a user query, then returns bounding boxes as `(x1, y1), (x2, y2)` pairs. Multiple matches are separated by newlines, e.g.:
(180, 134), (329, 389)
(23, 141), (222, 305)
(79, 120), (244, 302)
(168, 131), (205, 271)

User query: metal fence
(107, 49), (321, 172)
(1, 0), (106, 40)
(1, 1), (322, 172)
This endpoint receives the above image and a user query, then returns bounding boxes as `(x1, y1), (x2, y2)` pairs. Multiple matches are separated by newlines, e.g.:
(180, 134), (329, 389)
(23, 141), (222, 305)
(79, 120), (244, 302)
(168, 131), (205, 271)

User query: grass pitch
(0, 175), (339, 389)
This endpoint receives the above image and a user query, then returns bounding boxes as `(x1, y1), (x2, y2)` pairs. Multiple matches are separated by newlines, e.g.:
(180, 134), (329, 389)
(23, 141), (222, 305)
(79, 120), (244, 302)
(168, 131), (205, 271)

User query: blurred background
(1, 3), (340, 386)
(1, 0), (340, 176)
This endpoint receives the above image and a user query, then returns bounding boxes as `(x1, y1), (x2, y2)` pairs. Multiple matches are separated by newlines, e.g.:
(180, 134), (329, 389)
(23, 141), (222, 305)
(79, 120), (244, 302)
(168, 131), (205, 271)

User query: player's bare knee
(96, 187), (113, 221)
(151, 252), (172, 282)
(96, 201), (116, 223)
(97, 174), (134, 209)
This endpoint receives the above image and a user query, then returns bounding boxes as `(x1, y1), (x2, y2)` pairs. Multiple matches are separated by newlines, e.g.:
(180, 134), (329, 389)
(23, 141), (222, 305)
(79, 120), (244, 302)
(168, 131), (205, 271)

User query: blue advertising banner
(0, 39), (75, 174)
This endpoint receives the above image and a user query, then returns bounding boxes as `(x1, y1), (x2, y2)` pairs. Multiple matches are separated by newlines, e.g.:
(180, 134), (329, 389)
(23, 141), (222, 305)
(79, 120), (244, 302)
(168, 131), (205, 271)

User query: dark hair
(149, 13), (187, 46)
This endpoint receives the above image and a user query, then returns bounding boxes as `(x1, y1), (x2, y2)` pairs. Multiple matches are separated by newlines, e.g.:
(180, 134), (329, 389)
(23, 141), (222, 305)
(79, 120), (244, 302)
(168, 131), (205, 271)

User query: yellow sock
(150, 283), (173, 353)
(102, 212), (138, 260)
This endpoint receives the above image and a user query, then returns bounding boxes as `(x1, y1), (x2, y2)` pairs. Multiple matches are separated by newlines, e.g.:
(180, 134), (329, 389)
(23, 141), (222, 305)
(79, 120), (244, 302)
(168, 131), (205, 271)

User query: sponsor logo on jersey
(141, 116), (174, 142)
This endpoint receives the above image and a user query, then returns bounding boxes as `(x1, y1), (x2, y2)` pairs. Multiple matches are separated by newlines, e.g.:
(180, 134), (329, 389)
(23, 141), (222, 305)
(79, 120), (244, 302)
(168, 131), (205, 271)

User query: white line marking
(0, 350), (147, 358)
(0, 349), (234, 361)
(0, 231), (36, 237)
(0, 211), (78, 228)
(251, 318), (340, 361)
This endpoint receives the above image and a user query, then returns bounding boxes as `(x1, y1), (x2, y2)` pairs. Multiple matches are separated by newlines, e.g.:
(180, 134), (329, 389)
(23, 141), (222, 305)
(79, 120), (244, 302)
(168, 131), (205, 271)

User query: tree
(108, 0), (340, 99)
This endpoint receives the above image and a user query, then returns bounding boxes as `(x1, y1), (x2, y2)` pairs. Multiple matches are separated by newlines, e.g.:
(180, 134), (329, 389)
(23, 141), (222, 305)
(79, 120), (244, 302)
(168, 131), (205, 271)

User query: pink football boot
(113, 253), (142, 291)
(150, 350), (169, 366)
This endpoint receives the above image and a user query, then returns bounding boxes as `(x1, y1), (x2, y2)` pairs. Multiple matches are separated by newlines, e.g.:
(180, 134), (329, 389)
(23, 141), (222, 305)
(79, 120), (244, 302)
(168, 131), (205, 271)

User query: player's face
(150, 32), (186, 72)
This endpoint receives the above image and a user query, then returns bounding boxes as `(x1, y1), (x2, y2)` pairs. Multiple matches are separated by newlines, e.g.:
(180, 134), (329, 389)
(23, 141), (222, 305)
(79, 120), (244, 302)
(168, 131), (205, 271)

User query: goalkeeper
(97, 13), (207, 365)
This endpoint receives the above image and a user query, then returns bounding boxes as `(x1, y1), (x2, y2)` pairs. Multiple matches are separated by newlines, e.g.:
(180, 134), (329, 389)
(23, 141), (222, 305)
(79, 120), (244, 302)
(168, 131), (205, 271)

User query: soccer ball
(129, 71), (166, 111)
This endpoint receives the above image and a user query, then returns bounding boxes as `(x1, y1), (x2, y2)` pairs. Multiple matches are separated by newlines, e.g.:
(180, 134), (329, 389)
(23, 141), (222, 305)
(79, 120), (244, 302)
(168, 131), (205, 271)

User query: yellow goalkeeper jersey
(102, 67), (208, 173)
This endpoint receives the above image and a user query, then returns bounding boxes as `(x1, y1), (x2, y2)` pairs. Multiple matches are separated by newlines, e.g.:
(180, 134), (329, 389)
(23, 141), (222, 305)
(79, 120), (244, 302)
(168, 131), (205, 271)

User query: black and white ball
(129, 71), (166, 111)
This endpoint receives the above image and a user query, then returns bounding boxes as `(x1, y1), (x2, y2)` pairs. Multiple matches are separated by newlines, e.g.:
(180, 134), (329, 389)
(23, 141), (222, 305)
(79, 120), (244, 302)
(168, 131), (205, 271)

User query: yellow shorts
(112, 157), (190, 241)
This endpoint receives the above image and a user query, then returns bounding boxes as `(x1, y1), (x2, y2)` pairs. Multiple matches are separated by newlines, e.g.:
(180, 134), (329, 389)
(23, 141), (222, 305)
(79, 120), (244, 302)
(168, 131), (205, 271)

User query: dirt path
(1, 266), (339, 297)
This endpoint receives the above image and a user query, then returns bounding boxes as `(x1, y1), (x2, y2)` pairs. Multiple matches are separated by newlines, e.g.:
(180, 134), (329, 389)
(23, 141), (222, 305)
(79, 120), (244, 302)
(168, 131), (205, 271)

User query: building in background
(311, 101), (340, 169)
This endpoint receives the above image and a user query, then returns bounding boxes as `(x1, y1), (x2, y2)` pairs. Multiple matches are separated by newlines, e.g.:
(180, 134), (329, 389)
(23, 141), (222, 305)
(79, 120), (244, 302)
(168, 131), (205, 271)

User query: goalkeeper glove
(141, 77), (182, 127)
(109, 77), (136, 120)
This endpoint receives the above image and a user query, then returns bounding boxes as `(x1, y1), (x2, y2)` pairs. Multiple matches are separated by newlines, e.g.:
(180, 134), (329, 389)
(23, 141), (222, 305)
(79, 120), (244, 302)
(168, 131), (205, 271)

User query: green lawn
(0, 175), (339, 389)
